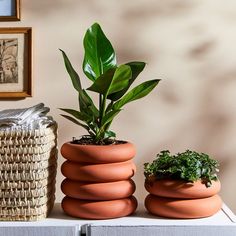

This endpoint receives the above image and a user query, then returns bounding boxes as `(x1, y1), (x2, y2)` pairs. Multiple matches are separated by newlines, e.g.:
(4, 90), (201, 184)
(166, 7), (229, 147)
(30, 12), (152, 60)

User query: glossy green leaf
(60, 114), (89, 131)
(60, 49), (81, 92)
(87, 65), (132, 95)
(105, 101), (114, 113)
(113, 79), (160, 110)
(101, 109), (121, 126)
(59, 108), (90, 122)
(104, 130), (116, 139)
(79, 89), (99, 117)
(107, 61), (146, 101)
(83, 23), (117, 81)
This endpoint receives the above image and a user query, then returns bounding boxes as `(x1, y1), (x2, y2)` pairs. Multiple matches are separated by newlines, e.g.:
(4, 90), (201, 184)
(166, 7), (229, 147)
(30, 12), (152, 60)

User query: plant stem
(101, 95), (107, 119)
(99, 94), (102, 126)
(97, 93), (107, 140)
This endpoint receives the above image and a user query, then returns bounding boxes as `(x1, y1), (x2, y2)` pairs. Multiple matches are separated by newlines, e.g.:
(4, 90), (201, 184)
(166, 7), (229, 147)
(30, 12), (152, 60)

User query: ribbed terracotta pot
(61, 160), (136, 182)
(145, 179), (222, 219)
(145, 179), (221, 199)
(61, 179), (136, 200)
(61, 141), (137, 219)
(62, 196), (138, 219)
(145, 194), (222, 219)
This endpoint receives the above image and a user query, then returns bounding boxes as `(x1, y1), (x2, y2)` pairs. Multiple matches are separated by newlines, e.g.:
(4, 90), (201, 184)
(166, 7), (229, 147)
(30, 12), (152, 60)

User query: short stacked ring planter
(145, 179), (222, 219)
(61, 142), (137, 219)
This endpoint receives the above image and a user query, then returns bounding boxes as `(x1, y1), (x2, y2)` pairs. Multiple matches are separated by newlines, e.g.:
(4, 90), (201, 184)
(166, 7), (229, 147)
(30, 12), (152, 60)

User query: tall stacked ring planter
(61, 142), (137, 219)
(145, 179), (222, 219)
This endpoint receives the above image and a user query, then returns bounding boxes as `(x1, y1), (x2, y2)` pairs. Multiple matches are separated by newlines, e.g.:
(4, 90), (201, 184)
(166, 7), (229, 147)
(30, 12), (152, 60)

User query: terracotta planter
(61, 179), (136, 200)
(61, 160), (136, 182)
(61, 141), (137, 219)
(145, 179), (221, 199)
(61, 142), (135, 163)
(145, 194), (222, 219)
(62, 196), (137, 219)
(144, 179), (222, 219)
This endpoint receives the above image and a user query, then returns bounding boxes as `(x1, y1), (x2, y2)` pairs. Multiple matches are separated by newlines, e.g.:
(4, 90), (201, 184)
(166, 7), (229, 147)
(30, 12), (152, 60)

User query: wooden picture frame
(0, 0), (21, 21)
(0, 27), (32, 98)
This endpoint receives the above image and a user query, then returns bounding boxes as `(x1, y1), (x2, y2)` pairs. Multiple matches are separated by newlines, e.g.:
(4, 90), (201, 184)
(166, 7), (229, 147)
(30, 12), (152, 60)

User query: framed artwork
(0, 28), (32, 98)
(0, 0), (21, 21)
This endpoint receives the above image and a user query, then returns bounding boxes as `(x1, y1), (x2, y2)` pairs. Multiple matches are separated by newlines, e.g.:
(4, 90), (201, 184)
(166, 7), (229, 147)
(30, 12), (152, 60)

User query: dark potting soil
(70, 137), (126, 146)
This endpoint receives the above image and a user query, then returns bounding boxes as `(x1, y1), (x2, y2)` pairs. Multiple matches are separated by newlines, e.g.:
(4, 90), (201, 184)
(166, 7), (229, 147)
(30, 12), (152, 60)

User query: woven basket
(0, 198), (55, 221)
(0, 148), (57, 163)
(0, 123), (57, 221)
(0, 133), (56, 147)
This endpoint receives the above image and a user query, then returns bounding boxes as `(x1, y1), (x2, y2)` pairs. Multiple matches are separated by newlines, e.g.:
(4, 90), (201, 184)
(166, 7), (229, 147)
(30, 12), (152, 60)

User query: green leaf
(83, 22), (117, 81)
(59, 108), (90, 122)
(104, 130), (116, 139)
(101, 109), (121, 126)
(60, 114), (89, 131)
(108, 61), (146, 101)
(60, 49), (81, 92)
(86, 68), (115, 94)
(79, 89), (99, 117)
(114, 79), (160, 110)
(105, 101), (114, 113)
(87, 64), (132, 96)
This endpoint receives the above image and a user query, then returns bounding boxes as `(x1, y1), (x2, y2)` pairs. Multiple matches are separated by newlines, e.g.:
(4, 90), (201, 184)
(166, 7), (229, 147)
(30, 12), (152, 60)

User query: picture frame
(0, 0), (21, 21)
(0, 27), (32, 98)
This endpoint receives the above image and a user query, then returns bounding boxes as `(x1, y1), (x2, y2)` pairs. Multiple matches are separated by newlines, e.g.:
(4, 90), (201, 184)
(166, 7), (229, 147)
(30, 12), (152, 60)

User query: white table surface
(0, 203), (235, 236)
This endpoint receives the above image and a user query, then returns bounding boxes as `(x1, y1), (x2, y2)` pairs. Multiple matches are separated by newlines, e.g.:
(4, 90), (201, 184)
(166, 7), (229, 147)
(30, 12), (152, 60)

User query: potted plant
(144, 150), (222, 219)
(59, 22), (160, 219)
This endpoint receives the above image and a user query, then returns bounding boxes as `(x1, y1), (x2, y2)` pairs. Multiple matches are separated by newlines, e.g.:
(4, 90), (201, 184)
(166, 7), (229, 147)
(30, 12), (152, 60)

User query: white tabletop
(0, 203), (235, 236)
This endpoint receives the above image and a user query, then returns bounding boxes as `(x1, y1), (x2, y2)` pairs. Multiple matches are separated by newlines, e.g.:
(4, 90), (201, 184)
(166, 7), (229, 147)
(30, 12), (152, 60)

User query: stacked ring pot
(145, 179), (222, 219)
(61, 141), (137, 219)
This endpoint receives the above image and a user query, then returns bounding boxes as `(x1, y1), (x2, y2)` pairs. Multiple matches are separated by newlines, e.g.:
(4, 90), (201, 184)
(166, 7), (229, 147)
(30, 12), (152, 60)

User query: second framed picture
(0, 0), (21, 21)
(0, 27), (32, 98)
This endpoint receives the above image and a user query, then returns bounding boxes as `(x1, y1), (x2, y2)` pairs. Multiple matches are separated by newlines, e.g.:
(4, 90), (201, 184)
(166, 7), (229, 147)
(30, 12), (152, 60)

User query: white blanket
(0, 103), (55, 130)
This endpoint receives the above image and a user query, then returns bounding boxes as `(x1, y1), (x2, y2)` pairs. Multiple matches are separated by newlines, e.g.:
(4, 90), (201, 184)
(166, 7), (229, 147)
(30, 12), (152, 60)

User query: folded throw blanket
(0, 103), (55, 130)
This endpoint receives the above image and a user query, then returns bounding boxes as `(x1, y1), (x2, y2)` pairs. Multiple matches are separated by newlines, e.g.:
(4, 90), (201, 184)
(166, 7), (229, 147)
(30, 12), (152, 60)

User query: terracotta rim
(61, 179), (136, 200)
(145, 194), (222, 219)
(62, 196), (138, 219)
(61, 160), (136, 182)
(145, 179), (221, 199)
(61, 142), (136, 164)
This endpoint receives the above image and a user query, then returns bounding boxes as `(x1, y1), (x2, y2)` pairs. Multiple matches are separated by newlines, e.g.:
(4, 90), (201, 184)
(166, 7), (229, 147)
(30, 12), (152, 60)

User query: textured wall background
(1, 0), (236, 212)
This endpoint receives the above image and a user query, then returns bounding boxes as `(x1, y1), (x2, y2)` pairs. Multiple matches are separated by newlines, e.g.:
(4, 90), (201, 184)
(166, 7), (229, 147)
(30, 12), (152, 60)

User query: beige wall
(1, 0), (236, 212)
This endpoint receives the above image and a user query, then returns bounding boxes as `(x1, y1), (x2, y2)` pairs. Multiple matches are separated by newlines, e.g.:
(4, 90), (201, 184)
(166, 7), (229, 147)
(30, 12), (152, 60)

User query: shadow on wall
(24, 0), (196, 15)
(23, 0), (102, 15)
(24, 0), (75, 13)
(134, 70), (236, 205)
(23, 0), (198, 61)
(122, 0), (196, 20)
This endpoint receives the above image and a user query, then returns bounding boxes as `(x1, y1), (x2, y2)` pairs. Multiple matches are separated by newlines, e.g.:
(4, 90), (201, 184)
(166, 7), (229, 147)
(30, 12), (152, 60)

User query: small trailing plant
(60, 23), (160, 144)
(144, 150), (219, 187)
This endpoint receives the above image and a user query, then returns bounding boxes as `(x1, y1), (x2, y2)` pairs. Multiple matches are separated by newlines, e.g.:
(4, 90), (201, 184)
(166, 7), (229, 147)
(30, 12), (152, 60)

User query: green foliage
(144, 150), (219, 187)
(60, 22), (160, 144)
(83, 23), (117, 81)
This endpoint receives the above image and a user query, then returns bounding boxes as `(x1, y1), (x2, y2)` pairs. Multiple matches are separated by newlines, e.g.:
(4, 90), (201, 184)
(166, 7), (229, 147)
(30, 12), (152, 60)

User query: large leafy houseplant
(60, 22), (159, 219)
(60, 22), (160, 145)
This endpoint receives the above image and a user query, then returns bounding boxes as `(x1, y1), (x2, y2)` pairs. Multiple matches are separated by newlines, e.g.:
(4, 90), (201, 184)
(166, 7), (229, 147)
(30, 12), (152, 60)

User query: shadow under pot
(60, 141), (137, 219)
